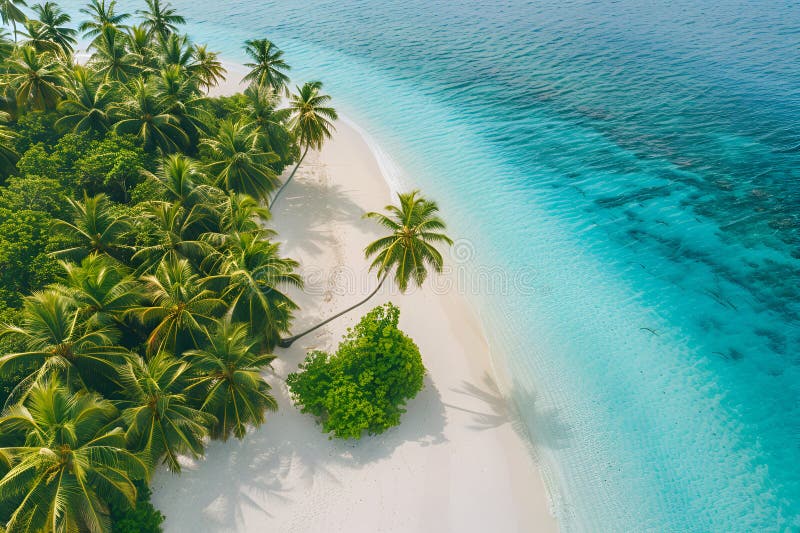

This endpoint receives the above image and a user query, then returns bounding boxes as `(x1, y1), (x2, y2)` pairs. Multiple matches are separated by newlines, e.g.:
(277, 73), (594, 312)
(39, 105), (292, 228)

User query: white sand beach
(150, 113), (557, 532)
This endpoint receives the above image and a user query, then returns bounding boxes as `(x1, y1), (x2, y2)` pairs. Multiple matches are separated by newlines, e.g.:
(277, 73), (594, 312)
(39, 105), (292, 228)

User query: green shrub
(287, 303), (425, 439)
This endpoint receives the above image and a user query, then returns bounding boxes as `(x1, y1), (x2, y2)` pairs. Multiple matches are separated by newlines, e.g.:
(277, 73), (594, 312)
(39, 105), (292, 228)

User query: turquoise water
(62, 1), (800, 530)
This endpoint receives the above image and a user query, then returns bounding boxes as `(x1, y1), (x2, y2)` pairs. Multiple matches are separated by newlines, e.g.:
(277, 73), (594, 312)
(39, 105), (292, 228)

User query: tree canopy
(0, 1), (446, 531)
(287, 303), (426, 440)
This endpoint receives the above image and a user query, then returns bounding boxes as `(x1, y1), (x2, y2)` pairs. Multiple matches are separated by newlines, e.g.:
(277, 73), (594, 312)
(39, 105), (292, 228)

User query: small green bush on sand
(287, 303), (425, 439)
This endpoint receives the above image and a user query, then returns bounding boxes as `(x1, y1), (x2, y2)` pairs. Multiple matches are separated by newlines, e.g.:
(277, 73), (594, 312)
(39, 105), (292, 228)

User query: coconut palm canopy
(0, 2), (449, 531)
(364, 190), (453, 291)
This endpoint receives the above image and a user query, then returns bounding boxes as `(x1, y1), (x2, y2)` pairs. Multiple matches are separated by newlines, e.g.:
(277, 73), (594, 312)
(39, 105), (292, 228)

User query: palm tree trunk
(278, 272), (388, 348)
(269, 144), (309, 210)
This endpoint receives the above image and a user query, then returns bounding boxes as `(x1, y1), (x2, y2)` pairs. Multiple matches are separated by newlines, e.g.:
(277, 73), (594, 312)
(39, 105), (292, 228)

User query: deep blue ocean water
(61, 1), (800, 530)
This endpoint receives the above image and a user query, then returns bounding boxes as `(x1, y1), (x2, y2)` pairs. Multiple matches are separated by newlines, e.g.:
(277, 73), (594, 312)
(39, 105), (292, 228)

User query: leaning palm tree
(51, 192), (134, 261)
(202, 119), (281, 200)
(279, 190), (452, 347)
(363, 190), (453, 290)
(0, 379), (148, 533)
(137, 0), (185, 40)
(269, 81), (337, 208)
(127, 257), (223, 354)
(185, 318), (277, 440)
(242, 38), (290, 94)
(0, 0), (27, 43)
(79, 0), (131, 40)
(56, 65), (116, 132)
(111, 78), (188, 152)
(216, 232), (301, 349)
(31, 1), (77, 55)
(6, 46), (64, 111)
(118, 352), (213, 473)
(0, 290), (131, 404)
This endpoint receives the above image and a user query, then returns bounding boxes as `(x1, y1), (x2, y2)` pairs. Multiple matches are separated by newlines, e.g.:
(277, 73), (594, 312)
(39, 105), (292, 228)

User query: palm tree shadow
(446, 371), (511, 431)
(269, 173), (365, 257)
(152, 432), (294, 533)
(508, 381), (572, 452)
(152, 368), (447, 532)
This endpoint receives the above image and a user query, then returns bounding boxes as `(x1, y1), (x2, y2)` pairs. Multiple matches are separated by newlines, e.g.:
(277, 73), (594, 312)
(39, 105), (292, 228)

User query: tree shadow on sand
(270, 176), (366, 257)
(152, 372), (446, 533)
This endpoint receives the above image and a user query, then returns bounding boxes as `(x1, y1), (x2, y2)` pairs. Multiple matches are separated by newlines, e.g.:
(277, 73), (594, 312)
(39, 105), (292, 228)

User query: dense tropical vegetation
(0, 1), (451, 531)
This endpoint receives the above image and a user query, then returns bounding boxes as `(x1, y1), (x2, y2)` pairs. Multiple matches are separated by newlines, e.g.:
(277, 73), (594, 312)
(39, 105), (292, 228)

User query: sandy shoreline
(151, 73), (557, 532)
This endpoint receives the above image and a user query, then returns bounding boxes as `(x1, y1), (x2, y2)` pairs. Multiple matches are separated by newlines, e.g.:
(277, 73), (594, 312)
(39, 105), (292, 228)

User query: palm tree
(118, 352), (213, 473)
(0, 290), (131, 404)
(31, 1), (77, 55)
(203, 191), (271, 246)
(131, 200), (212, 272)
(241, 82), (293, 164)
(137, 0), (185, 40)
(6, 46), (64, 111)
(51, 192), (134, 261)
(19, 19), (63, 55)
(217, 232), (301, 348)
(278, 190), (452, 347)
(111, 78), (188, 152)
(56, 65), (116, 132)
(0, 0), (27, 43)
(0, 379), (148, 533)
(90, 24), (141, 82)
(269, 81), (337, 209)
(156, 32), (192, 72)
(145, 153), (216, 208)
(185, 319), (277, 440)
(127, 257), (223, 354)
(0, 111), (18, 177)
(190, 43), (225, 91)
(242, 38), (290, 94)
(363, 190), (453, 290)
(54, 253), (143, 328)
(202, 119), (281, 200)
(124, 23), (157, 71)
(153, 64), (208, 145)
(79, 0), (130, 40)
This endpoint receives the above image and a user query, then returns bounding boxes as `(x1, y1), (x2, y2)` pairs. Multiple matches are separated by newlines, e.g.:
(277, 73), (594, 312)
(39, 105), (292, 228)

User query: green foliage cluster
(0, 0), (342, 531)
(287, 303), (426, 440)
(0, 0), (451, 530)
(110, 482), (165, 533)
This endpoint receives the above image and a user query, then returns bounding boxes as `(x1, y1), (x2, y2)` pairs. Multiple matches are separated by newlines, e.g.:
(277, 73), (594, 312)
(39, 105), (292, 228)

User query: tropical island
(0, 1), (557, 531)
